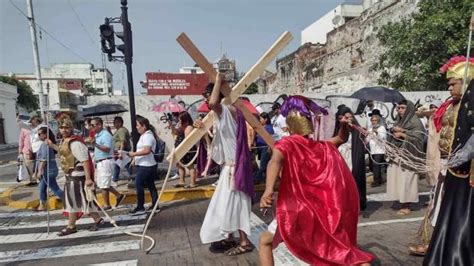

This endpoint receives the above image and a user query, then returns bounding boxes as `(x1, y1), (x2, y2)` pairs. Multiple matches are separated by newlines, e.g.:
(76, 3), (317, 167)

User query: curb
(0, 183), (268, 211)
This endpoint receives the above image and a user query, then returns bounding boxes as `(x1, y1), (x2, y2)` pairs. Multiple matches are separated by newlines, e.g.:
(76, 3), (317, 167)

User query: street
(0, 164), (429, 265)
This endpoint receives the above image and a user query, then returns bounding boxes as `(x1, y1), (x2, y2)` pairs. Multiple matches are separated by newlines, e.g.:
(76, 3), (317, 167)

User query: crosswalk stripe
(0, 224), (144, 244)
(0, 210), (64, 219)
(358, 217), (424, 227)
(0, 240), (140, 263)
(89, 259), (138, 266)
(367, 191), (430, 202)
(0, 214), (147, 230)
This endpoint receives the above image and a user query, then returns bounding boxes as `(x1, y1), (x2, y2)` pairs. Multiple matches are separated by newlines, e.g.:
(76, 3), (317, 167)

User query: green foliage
(0, 75), (39, 111)
(244, 82), (259, 94)
(84, 83), (101, 95)
(374, 0), (474, 91)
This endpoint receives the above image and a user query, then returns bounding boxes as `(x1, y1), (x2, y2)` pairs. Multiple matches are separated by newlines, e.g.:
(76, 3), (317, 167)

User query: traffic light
(99, 23), (115, 55)
(115, 31), (125, 55)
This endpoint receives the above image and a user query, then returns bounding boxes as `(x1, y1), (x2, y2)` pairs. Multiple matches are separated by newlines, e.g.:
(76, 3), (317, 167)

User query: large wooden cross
(167, 31), (293, 163)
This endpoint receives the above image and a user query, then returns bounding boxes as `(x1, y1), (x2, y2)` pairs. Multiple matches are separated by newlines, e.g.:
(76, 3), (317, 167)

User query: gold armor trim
(438, 103), (459, 156)
(286, 111), (314, 136)
(59, 138), (78, 174)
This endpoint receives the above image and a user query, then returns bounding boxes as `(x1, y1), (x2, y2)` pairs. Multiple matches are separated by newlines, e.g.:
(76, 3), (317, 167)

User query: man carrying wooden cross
(195, 74), (254, 256)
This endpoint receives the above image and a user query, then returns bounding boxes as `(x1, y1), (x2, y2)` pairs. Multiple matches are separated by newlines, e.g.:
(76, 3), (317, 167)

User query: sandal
(225, 244), (254, 256)
(57, 227), (77, 236)
(173, 183), (186, 188)
(88, 218), (105, 231)
(397, 208), (411, 216)
(184, 184), (198, 189)
(408, 244), (428, 256)
(209, 239), (237, 253)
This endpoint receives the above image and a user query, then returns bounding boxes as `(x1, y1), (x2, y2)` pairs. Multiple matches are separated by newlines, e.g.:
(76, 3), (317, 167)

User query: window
(95, 78), (103, 84)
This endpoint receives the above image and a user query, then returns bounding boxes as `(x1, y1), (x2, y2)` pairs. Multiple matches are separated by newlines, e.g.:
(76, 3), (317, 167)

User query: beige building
(0, 82), (20, 144)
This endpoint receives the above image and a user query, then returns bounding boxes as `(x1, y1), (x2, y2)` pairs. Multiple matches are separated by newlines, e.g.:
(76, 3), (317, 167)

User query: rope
(177, 146), (200, 168)
(85, 187), (157, 253)
(140, 148), (176, 253)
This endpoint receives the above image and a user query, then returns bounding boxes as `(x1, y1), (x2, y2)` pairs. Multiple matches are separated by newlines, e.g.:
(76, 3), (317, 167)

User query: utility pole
(120, 0), (138, 148)
(26, 0), (45, 120)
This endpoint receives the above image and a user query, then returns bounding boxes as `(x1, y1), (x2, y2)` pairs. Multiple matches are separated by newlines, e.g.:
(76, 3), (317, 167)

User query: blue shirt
(36, 142), (58, 172)
(94, 129), (113, 161)
(256, 124), (275, 147)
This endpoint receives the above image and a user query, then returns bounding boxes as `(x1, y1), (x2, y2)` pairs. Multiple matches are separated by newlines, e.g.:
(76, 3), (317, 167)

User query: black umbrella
(350, 86), (405, 103)
(82, 103), (127, 117)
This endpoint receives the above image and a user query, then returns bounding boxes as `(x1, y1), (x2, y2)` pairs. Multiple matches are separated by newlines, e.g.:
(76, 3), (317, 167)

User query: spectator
(334, 105), (367, 210)
(170, 111), (198, 188)
(112, 117), (132, 183)
(364, 100), (388, 129)
(18, 120), (32, 183)
(270, 103), (288, 141)
(387, 100), (425, 215)
(35, 127), (63, 211)
(254, 112), (274, 184)
(128, 116), (159, 215)
(17, 115), (44, 185)
(91, 117), (126, 210)
(367, 114), (387, 187)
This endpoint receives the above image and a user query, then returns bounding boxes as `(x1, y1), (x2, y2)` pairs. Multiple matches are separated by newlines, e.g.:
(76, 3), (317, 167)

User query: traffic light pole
(120, 0), (139, 150)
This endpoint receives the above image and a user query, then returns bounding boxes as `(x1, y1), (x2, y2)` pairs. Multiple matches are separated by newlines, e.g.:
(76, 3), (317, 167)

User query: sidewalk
(0, 172), (267, 210)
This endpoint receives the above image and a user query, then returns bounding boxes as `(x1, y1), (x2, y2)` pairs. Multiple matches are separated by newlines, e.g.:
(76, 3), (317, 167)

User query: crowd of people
(13, 55), (473, 265)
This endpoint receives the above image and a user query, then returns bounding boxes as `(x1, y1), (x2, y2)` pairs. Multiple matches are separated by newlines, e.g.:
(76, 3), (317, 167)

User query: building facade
(265, 0), (419, 95)
(0, 82), (20, 145)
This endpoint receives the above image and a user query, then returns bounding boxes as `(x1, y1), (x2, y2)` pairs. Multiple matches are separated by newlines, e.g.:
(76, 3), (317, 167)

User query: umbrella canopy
(82, 103), (127, 117)
(350, 86), (405, 103)
(197, 102), (210, 113)
(152, 101), (186, 113)
(239, 97), (258, 115)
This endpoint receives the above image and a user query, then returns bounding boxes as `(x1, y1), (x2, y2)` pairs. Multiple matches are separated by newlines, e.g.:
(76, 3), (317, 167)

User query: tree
(0, 75), (39, 112)
(244, 82), (259, 94)
(373, 0), (474, 91)
(84, 83), (102, 95)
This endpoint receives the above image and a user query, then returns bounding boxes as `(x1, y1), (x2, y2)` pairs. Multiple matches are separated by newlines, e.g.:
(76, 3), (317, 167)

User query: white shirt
(271, 114), (288, 141)
(369, 126), (387, 155)
(17, 120), (44, 153)
(135, 130), (157, 167)
(70, 141), (89, 177)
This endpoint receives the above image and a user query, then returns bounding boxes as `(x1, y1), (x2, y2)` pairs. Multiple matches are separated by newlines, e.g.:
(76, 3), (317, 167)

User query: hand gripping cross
(166, 31), (293, 163)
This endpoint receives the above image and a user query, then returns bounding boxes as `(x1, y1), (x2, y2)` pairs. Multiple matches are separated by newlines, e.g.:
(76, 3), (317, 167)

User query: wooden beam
(168, 32), (293, 162)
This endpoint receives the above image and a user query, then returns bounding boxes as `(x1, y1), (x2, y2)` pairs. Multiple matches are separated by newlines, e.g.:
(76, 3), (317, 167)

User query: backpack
(154, 138), (166, 163)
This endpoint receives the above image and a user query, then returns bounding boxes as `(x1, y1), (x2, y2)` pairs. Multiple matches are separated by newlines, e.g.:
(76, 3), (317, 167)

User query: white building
(301, 2), (365, 45)
(0, 82), (20, 145)
(179, 66), (204, 74)
(13, 63), (113, 96)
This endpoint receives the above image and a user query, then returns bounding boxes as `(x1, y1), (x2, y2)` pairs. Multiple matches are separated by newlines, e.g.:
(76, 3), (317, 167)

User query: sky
(0, 0), (350, 94)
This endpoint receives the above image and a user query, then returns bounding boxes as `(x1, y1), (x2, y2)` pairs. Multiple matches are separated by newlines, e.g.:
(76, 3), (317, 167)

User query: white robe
(200, 105), (252, 244)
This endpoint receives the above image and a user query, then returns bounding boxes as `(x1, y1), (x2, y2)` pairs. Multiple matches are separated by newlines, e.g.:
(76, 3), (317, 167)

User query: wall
(301, 4), (363, 45)
(85, 88), (448, 149)
(271, 0), (420, 95)
(0, 82), (20, 144)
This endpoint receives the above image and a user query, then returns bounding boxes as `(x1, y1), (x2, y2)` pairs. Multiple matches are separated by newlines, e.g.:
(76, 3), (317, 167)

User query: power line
(67, 0), (97, 47)
(9, 0), (93, 63)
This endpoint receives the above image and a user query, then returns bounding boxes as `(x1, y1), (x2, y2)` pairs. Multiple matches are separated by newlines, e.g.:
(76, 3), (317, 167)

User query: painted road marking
(89, 259), (138, 266)
(367, 191), (430, 202)
(0, 224), (144, 244)
(249, 212), (425, 266)
(0, 240), (140, 263)
(0, 214), (147, 230)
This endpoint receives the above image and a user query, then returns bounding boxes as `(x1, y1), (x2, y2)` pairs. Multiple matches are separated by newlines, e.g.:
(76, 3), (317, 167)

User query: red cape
(433, 99), (454, 133)
(273, 135), (375, 265)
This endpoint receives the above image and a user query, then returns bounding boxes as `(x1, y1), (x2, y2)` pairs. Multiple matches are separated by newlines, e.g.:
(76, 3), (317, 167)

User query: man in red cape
(259, 96), (375, 265)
